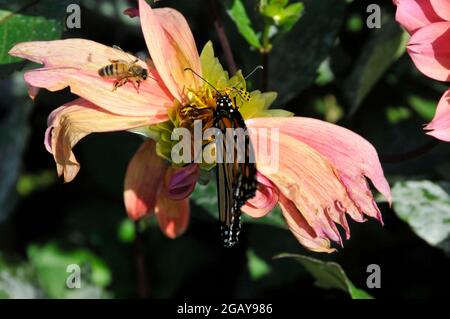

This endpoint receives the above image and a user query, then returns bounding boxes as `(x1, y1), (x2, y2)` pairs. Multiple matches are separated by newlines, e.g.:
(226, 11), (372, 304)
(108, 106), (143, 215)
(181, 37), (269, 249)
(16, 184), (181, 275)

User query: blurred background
(0, 0), (449, 299)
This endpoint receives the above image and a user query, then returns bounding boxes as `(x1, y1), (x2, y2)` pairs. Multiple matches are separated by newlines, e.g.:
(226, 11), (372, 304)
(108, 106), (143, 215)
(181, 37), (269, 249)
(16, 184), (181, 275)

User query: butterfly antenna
(184, 67), (220, 94)
(233, 65), (264, 88)
(244, 65), (264, 81)
(231, 65), (263, 102)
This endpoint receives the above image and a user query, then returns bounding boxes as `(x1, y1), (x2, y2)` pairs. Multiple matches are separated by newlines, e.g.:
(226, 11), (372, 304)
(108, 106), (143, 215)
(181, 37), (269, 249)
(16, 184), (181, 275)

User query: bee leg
(130, 80), (140, 93)
(112, 81), (119, 91)
(109, 59), (120, 63)
(112, 78), (126, 91)
(136, 80), (141, 93)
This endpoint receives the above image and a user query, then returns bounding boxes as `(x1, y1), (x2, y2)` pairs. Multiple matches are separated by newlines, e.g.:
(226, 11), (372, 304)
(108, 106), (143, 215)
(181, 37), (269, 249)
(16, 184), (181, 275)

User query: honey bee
(98, 46), (148, 93)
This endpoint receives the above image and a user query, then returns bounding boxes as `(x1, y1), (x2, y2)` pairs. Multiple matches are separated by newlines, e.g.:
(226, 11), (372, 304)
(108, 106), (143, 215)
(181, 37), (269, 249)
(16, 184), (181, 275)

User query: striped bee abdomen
(98, 63), (126, 78)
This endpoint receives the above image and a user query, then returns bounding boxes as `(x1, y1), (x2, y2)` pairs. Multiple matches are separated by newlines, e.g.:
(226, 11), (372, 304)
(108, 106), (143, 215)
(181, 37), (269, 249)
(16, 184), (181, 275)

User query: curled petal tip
(27, 85), (40, 100)
(424, 89), (450, 142)
(242, 173), (278, 218)
(124, 7), (139, 18)
(164, 164), (200, 200)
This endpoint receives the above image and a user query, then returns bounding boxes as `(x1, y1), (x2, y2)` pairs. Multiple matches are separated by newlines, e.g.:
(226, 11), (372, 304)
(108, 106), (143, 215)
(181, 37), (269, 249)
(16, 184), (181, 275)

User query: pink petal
(247, 117), (391, 224)
(278, 193), (336, 253)
(408, 22), (450, 81)
(27, 85), (39, 100)
(124, 140), (167, 220)
(9, 39), (173, 117)
(430, 0), (450, 21)
(242, 173), (279, 218)
(155, 196), (190, 239)
(425, 89), (450, 141)
(139, 0), (201, 102)
(164, 164), (200, 200)
(395, 0), (444, 34)
(249, 127), (361, 248)
(47, 98), (163, 182)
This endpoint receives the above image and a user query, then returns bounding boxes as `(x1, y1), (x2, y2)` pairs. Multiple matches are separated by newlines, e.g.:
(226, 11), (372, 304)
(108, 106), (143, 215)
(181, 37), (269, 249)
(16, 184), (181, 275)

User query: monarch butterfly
(215, 95), (257, 248)
(184, 67), (261, 247)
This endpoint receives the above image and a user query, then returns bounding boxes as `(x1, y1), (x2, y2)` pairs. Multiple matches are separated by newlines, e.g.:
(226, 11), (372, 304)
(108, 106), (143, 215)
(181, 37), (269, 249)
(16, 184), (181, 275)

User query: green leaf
(117, 219), (136, 243)
(226, 0), (262, 49)
(408, 95), (437, 121)
(345, 19), (408, 115)
(0, 254), (42, 299)
(346, 13), (364, 32)
(0, 0), (73, 75)
(268, 0), (345, 104)
(27, 242), (112, 298)
(392, 181), (450, 255)
(386, 106), (412, 124)
(16, 170), (56, 197)
(275, 253), (373, 299)
(247, 249), (271, 280)
(278, 3), (304, 32)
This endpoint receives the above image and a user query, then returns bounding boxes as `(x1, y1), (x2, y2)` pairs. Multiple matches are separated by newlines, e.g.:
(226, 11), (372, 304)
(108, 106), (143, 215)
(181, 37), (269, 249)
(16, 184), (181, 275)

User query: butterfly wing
(215, 96), (257, 248)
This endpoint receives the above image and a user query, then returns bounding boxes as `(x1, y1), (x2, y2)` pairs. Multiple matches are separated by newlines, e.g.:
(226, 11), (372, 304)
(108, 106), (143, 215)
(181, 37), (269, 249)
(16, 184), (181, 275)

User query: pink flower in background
(9, 0), (392, 252)
(395, 0), (450, 141)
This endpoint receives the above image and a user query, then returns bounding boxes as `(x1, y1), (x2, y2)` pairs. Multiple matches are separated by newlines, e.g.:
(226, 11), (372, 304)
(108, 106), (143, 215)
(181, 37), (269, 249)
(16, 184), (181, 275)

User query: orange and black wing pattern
(214, 96), (257, 248)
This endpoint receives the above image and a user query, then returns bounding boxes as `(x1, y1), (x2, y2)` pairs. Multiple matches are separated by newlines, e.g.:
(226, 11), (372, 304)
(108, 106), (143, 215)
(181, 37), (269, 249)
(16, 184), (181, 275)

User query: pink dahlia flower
(9, 0), (391, 252)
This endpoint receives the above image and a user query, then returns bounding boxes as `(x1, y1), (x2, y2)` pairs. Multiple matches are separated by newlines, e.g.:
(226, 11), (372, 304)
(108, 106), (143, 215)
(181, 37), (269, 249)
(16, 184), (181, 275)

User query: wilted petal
(278, 193), (336, 253)
(139, 0), (201, 102)
(408, 22), (450, 81)
(394, 0), (444, 34)
(430, 0), (450, 21)
(242, 173), (278, 218)
(249, 128), (360, 246)
(164, 164), (200, 200)
(9, 39), (173, 117)
(124, 140), (167, 220)
(247, 117), (391, 224)
(425, 89), (450, 141)
(47, 98), (163, 182)
(155, 196), (190, 239)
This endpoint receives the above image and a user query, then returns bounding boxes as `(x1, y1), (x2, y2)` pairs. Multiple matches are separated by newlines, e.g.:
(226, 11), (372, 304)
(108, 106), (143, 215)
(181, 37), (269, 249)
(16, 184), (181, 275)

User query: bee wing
(111, 45), (137, 64)
(112, 45), (124, 52)
(145, 57), (155, 69)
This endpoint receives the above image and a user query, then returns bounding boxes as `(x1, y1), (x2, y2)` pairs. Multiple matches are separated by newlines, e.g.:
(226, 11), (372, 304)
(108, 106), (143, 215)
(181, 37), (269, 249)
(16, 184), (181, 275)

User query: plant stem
(261, 21), (272, 91)
(207, 0), (237, 75)
(380, 139), (441, 163)
(261, 22), (271, 53)
(261, 53), (269, 91)
(134, 222), (150, 298)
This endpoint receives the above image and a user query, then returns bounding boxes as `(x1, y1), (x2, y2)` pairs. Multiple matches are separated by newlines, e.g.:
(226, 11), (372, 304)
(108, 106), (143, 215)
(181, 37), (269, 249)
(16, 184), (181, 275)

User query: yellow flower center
(146, 41), (292, 169)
